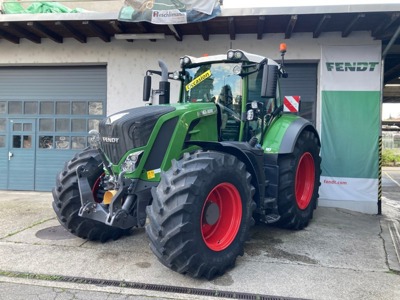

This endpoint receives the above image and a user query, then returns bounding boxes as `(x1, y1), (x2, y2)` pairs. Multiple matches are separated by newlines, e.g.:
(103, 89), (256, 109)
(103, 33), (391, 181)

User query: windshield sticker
(185, 70), (212, 91)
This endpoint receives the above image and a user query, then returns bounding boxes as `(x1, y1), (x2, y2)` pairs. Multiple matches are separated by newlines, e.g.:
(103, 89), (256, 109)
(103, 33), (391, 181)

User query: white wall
(0, 31), (378, 117)
(0, 31), (383, 213)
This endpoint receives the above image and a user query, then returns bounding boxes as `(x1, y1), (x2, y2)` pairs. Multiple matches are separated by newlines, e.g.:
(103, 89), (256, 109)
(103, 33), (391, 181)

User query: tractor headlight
(121, 151), (144, 173)
(88, 130), (100, 149)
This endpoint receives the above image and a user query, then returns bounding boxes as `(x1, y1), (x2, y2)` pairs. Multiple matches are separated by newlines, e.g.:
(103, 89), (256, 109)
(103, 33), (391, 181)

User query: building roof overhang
(0, 3), (399, 102)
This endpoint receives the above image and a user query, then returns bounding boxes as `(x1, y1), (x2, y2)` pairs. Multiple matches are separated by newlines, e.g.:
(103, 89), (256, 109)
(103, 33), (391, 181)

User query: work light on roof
(227, 50), (244, 61)
(180, 56), (191, 67)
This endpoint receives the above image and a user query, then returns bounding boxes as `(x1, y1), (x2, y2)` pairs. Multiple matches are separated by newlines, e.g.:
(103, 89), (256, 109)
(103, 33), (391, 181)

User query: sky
(383, 103), (400, 120)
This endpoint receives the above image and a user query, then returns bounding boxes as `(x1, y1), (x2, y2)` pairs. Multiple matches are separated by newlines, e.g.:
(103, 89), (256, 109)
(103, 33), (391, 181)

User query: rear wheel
(52, 148), (129, 242)
(146, 151), (255, 279)
(276, 130), (321, 229)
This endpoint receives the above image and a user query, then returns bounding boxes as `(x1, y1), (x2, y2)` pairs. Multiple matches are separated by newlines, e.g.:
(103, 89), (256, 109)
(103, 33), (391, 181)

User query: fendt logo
(102, 137), (119, 143)
(326, 62), (379, 72)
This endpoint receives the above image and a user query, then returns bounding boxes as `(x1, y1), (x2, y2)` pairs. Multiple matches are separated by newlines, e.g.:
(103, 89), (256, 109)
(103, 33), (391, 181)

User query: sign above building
(119, 0), (221, 24)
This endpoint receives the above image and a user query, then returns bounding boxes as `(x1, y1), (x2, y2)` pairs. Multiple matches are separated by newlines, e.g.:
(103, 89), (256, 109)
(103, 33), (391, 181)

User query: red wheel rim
(295, 152), (315, 210)
(201, 183), (242, 251)
(92, 173), (104, 203)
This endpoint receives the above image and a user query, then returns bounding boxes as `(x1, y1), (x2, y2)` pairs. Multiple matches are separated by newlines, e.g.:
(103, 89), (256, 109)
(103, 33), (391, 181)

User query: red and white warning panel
(283, 96), (301, 113)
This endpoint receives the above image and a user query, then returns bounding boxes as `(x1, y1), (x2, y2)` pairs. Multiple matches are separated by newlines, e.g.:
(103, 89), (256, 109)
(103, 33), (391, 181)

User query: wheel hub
(204, 202), (220, 225)
(201, 182), (242, 252)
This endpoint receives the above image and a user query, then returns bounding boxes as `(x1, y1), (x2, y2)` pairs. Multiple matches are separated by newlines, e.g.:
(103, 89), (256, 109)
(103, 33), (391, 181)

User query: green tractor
(52, 46), (321, 279)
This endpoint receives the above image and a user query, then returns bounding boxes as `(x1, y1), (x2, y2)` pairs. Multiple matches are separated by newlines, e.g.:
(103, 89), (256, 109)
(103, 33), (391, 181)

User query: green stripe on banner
(321, 90), (380, 179)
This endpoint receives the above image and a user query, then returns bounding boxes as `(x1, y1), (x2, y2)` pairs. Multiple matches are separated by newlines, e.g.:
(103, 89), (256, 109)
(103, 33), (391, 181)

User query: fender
(186, 140), (266, 205)
(263, 114), (320, 155)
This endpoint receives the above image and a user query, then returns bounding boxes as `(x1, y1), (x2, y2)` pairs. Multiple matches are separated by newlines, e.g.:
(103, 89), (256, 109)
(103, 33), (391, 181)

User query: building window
(56, 119), (70, 132)
(56, 102), (70, 115)
(0, 102), (6, 114)
(72, 136), (86, 149)
(39, 119), (54, 131)
(9, 101), (22, 114)
(71, 119), (86, 132)
(24, 102), (38, 114)
(55, 136), (70, 149)
(39, 136), (53, 149)
(0, 119), (6, 131)
(89, 102), (103, 115)
(40, 102), (54, 115)
(72, 102), (86, 115)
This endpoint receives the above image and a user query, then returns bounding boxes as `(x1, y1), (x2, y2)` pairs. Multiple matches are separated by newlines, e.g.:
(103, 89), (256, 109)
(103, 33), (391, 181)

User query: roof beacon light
(279, 43), (288, 78)
(280, 43), (287, 54)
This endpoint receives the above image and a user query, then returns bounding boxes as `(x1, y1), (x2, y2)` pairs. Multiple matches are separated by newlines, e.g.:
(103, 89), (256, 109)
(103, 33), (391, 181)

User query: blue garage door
(0, 66), (106, 191)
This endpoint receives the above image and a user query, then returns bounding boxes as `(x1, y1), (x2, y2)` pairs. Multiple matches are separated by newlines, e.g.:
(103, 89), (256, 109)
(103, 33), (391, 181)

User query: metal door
(7, 119), (36, 190)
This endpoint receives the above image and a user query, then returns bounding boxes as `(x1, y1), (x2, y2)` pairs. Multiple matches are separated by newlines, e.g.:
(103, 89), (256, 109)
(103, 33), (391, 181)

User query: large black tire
(52, 148), (129, 242)
(276, 130), (321, 230)
(146, 151), (255, 279)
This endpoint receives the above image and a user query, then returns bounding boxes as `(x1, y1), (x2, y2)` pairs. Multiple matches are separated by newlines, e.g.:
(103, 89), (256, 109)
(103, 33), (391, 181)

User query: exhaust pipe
(158, 60), (170, 105)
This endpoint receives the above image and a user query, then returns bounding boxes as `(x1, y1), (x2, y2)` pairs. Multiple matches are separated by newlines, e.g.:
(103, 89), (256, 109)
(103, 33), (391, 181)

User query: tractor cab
(144, 49), (285, 144)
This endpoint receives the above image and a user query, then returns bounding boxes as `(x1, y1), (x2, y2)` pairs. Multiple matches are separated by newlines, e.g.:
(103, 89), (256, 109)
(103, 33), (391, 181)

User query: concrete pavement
(0, 169), (399, 300)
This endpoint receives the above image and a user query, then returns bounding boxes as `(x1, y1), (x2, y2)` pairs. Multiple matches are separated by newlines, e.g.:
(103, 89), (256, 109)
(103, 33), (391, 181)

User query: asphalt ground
(0, 168), (399, 299)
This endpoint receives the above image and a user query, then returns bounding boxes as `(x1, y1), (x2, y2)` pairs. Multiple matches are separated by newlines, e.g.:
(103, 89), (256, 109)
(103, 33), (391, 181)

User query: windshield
(183, 63), (243, 115)
(181, 61), (280, 142)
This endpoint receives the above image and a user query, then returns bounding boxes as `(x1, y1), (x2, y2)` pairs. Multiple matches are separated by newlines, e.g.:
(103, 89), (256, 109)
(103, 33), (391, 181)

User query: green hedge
(382, 149), (400, 166)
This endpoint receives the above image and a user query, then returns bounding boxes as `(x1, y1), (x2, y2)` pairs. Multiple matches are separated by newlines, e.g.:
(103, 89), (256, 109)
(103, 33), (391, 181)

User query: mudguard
(263, 114), (320, 155)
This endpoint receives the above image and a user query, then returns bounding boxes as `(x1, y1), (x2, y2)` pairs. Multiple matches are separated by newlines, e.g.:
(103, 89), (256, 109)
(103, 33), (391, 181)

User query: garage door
(281, 63), (318, 124)
(0, 66), (106, 191)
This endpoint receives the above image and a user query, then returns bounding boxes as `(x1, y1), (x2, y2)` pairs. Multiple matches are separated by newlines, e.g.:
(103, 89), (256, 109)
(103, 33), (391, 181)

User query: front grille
(99, 106), (176, 164)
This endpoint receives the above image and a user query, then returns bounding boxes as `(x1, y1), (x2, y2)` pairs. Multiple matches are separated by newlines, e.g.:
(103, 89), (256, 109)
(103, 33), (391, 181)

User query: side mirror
(261, 65), (278, 99)
(143, 75), (151, 101)
(246, 109), (254, 121)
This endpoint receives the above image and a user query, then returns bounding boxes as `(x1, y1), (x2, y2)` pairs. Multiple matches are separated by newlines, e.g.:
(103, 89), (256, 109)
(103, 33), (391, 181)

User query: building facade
(0, 1), (399, 214)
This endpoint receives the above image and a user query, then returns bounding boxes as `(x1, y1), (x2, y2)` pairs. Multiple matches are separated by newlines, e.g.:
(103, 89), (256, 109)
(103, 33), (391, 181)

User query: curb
(383, 219), (400, 272)
(388, 220), (400, 264)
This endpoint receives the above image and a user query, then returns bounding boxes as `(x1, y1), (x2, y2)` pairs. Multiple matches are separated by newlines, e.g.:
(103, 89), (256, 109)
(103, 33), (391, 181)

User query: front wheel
(52, 148), (130, 242)
(146, 151), (255, 279)
(276, 130), (321, 229)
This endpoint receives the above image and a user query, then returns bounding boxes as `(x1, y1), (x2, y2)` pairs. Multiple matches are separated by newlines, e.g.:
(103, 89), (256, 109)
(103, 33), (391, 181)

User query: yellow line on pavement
(384, 171), (400, 188)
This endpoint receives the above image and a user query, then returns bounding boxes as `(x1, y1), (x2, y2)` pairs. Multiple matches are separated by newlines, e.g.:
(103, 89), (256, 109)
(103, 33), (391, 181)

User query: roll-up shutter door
(0, 66), (106, 191)
(280, 63), (318, 124)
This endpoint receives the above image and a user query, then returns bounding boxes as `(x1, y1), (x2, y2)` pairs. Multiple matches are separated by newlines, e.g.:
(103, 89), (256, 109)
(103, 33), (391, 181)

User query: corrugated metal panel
(8, 149), (35, 190)
(0, 66), (106, 191)
(280, 63), (318, 123)
(0, 66), (106, 101)
(35, 150), (78, 191)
